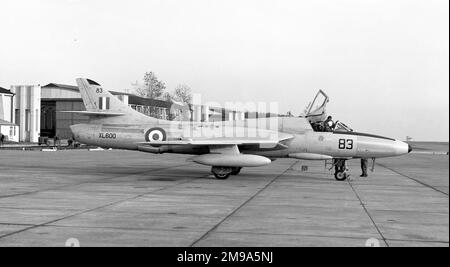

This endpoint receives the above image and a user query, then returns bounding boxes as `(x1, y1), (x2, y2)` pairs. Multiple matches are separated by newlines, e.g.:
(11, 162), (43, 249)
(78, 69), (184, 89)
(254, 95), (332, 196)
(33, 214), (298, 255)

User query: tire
(334, 171), (347, 181)
(211, 166), (232, 180)
(230, 167), (242, 175)
(213, 172), (230, 180)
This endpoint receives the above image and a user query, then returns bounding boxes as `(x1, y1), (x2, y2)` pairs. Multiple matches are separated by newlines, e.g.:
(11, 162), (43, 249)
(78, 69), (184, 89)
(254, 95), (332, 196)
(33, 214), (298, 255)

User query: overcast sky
(0, 0), (448, 141)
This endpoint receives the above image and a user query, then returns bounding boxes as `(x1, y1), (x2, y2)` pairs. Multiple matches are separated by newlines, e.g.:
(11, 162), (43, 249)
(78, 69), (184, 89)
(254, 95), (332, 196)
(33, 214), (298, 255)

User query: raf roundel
(145, 127), (167, 143)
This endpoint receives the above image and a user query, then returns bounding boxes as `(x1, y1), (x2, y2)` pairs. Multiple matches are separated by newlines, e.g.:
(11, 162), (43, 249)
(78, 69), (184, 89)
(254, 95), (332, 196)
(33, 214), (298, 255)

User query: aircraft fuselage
(71, 117), (411, 160)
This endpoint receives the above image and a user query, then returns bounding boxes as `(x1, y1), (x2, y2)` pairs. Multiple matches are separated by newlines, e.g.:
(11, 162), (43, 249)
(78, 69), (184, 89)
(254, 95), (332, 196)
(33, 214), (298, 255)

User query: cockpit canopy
(304, 90), (353, 133)
(304, 90), (329, 124)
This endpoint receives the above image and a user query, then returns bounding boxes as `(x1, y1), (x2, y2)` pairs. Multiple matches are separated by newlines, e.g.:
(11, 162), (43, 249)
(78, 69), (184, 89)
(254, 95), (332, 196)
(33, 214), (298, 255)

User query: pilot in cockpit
(323, 116), (335, 132)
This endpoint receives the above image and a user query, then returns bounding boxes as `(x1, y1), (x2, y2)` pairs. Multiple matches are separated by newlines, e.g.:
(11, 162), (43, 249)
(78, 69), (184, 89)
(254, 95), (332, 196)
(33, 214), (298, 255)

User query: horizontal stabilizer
(59, 111), (125, 116)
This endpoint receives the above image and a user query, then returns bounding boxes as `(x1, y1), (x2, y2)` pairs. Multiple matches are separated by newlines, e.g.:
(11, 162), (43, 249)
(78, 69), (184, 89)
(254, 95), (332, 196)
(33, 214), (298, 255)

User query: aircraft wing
(59, 111), (125, 116)
(137, 134), (293, 147)
(137, 134), (293, 166)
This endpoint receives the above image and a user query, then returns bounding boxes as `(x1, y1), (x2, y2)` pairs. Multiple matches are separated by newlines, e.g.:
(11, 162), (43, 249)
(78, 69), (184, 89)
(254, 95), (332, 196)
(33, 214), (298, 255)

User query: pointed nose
(393, 140), (411, 156)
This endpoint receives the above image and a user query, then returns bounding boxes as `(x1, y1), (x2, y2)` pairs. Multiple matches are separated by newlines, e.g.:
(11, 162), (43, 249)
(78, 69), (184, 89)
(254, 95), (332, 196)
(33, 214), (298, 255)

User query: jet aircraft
(68, 78), (411, 180)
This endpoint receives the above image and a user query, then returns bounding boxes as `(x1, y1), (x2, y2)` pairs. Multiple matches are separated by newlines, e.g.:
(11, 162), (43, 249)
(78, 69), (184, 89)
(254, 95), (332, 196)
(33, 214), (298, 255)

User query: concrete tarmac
(0, 149), (448, 247)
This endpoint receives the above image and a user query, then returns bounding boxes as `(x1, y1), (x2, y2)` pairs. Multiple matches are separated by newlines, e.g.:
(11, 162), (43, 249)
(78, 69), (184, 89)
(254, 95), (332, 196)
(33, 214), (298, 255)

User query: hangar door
(41, 101), (56, 137)
(41, 100), (88, 139)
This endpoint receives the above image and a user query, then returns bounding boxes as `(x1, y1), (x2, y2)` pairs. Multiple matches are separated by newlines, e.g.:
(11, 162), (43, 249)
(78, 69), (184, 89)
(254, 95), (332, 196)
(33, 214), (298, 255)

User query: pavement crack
(0, 172), (205, 241)
(347, 180), (390, 247)
(189, 160), (299, 247)
(377, 163), (448, 197)
(0, 163), (193, 200)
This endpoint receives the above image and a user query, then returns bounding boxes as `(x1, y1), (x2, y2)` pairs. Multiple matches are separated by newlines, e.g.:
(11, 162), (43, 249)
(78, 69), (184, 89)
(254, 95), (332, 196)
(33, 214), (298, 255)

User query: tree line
(135, 71), (193, 104)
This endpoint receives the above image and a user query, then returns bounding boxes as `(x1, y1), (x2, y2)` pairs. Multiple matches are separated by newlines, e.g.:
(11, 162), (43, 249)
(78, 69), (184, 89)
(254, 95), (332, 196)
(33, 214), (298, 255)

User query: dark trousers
(361, 158), (368, 176)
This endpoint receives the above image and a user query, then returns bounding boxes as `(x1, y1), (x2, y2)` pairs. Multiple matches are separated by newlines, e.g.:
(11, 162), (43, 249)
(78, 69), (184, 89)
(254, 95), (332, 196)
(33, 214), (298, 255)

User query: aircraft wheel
(211, 166), (232, 180)
(230, 167), (242, 175)
(334, 171), (348, 181)
(213, 172), (231, 180)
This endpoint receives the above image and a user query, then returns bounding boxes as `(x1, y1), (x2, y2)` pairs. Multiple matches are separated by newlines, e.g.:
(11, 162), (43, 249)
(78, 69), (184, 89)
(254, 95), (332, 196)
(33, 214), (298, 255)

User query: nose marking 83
(338, 139), (354, 149)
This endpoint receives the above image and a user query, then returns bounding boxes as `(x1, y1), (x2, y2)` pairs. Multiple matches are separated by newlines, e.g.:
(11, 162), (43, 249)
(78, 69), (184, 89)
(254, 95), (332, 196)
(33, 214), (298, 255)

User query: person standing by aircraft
(0, 133), (4, 146)
(323, 116), (335, 132)
(360, 158), (369, 177)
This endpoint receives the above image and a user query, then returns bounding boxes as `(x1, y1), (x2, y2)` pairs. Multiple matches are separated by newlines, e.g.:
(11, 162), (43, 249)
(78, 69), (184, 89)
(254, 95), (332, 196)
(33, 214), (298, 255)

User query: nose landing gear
(333, 159), (349, 181)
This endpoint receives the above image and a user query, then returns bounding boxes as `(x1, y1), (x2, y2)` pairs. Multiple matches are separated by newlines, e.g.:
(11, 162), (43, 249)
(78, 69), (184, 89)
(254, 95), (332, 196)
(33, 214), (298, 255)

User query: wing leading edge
(60, 111), (125, 116)
(137, 134), (294, 147)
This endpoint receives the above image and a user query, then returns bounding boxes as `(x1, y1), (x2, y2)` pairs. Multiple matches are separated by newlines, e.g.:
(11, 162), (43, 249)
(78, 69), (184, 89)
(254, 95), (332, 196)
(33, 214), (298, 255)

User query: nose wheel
(333, 159), (349, 181)
(334, 170), (348, 181)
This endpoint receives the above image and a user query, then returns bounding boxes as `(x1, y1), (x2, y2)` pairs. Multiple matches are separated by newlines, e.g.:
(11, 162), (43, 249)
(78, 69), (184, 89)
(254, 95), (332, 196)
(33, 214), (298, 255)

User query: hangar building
(1, 82), (268, 143)
(0, 83), (191, 142)
(0, 87), (19, 142)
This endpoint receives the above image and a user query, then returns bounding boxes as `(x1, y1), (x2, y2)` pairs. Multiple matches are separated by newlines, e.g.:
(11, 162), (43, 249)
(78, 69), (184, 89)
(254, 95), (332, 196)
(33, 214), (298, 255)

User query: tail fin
(77, 78), (127, 113)
(75, 78), (156, 122)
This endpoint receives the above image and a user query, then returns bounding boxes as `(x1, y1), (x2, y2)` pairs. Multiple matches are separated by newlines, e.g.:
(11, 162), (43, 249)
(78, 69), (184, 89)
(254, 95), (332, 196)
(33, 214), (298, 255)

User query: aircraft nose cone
(408, 144), (412, 153)
(393, 140), (411, 156)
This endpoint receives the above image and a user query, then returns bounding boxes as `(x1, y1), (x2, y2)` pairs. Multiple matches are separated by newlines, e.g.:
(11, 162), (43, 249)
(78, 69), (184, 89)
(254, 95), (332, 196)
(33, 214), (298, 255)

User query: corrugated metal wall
(55, 101), (88, 139)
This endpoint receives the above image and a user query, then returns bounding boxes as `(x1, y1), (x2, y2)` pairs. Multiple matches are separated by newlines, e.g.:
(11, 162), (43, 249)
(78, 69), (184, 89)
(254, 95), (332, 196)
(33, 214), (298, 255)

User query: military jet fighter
(68, 78), (411, 180)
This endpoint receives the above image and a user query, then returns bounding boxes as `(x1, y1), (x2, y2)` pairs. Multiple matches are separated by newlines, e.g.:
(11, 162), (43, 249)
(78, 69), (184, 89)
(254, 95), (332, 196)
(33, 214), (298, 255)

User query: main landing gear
(333, 159), (349, 181)
(211, 166), (242, 180)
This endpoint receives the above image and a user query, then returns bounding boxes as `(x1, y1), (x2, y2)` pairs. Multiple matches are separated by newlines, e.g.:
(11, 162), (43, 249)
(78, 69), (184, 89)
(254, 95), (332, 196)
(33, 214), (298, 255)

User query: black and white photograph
(0, 0), (448, 251)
